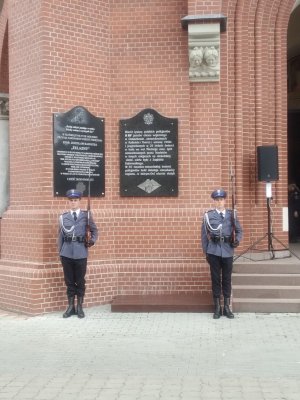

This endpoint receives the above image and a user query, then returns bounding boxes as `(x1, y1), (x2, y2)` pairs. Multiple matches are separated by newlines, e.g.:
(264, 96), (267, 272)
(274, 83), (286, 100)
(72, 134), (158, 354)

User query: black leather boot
(77, 296), (85, 319)
(213, 297), (222, 319)
(223, 297), (234, 319)
(63, 296), (76, 318)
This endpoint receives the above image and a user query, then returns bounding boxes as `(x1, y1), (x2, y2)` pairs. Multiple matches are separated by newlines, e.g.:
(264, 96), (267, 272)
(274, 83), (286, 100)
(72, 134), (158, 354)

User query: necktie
(73, 212), (77, 221)
(220, 212), (224, 220)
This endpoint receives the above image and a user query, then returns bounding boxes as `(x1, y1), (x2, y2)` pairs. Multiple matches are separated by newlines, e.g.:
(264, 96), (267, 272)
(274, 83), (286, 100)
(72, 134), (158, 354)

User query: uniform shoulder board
(203, 209), (215, 218)
(62, 211), (69, 216)
(205, 209), (215, 214)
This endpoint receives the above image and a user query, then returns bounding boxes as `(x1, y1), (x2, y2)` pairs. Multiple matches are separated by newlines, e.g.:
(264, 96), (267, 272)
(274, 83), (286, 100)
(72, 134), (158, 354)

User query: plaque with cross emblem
(53, 106), (105, 197)
(120, 108), (178, 197)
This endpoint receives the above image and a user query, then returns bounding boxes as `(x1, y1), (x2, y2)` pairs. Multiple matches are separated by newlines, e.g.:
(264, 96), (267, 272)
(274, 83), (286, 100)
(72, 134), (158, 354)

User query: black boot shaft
(213, 297), (222, 319)
(77, 296), (85, 319)
(63, 296), (76, 318)
(223, 298), (234, 319)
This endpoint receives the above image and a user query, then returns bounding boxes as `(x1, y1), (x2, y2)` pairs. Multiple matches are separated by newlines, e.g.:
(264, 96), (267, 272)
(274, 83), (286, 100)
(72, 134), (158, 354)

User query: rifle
(230, 162), (237, 246)
(85, 166), (92, 247)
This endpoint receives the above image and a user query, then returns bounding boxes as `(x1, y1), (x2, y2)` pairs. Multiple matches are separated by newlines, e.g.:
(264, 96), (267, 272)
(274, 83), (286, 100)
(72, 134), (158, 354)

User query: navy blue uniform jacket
(201, 209), (243, 258)
(58, 210), (98, 259)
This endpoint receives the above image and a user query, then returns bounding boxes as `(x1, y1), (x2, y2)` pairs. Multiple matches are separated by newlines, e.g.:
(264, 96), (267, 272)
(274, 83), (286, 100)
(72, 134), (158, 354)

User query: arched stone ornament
(188, 23), (220, 82)
(0, 93), (9, 216)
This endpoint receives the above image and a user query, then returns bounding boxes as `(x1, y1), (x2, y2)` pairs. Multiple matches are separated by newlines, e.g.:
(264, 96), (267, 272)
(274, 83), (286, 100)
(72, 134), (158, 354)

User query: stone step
(233, 273), (300, 285)
(233, 285), (300, 299)
(111, 293), (214, 313)
(233, 262), (300, 274)
(232, 249), (300, 312)
(233, 298), (300, 313)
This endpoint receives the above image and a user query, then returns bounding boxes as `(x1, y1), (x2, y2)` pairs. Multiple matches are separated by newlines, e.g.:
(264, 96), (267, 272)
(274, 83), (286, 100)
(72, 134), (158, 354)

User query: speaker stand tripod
(234, 183), (300, 262)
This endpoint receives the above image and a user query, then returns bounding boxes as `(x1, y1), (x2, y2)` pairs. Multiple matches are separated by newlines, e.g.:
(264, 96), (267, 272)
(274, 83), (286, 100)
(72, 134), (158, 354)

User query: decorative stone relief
(0, 94), (9, 119)
(0, 93), (9, 216)
(188, 24), (220, 82)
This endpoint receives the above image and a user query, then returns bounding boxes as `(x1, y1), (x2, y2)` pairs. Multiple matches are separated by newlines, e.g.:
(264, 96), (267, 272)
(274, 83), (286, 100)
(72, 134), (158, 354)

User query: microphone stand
(234, 182), (300, 261)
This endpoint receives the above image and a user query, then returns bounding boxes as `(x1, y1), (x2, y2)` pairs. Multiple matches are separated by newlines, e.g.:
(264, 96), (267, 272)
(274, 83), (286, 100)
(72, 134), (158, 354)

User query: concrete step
(233, 273), (300, 285)
(232, 251), (300, 312)
(233, 262), (300, 274)
(233, 298), (300, 313)
(233, 285), (300, 299)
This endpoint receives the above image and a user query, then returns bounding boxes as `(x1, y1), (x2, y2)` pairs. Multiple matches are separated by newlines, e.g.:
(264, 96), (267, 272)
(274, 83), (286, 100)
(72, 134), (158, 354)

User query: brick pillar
(0, 0), (115, 315)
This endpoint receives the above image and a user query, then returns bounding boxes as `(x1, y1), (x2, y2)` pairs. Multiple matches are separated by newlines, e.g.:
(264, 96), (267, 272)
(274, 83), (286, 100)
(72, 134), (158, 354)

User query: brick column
(0, 0), (114, 314)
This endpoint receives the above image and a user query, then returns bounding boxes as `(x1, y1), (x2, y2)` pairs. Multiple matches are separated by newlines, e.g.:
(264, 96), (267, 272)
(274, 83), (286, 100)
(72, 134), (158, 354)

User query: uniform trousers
(60, 256), (87, 297)
(206, 253), (233, 298)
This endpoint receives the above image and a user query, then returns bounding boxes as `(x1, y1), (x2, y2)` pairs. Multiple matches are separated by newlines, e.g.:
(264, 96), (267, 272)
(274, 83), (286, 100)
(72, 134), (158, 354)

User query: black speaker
(257, 145), (279, 182)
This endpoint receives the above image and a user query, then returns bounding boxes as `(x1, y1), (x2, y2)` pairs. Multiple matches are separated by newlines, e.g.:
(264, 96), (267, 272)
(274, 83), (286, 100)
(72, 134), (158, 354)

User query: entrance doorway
(288, 2), (300, 242)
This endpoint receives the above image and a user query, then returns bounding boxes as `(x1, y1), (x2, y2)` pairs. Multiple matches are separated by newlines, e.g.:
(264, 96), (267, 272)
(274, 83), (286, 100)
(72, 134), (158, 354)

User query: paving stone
(0, 306), (300, 400)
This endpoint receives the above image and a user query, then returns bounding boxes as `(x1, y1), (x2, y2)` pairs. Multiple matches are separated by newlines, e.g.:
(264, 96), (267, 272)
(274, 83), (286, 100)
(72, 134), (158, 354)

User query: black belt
(64, 236), (85, 243)
(210, 236), (231, 243)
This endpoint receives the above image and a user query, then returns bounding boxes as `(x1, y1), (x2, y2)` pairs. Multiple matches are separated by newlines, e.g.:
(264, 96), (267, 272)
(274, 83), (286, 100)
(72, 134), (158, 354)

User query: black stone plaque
(120, 109), (178, 196)
(53, 106), (105, 197)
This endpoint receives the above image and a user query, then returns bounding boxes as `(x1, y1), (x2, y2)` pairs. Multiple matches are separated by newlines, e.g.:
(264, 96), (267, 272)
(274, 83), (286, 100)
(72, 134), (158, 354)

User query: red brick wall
(0, 0), (8, 92)
(0, 25), (8, 92)
(220, 0), (294, 247)
(0, 0), (296, 314)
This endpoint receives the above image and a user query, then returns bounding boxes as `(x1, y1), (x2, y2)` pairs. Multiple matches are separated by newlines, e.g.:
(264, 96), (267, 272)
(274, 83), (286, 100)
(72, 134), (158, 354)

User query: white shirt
(70, 209), (80, 219)
(216, 209), (225, 218)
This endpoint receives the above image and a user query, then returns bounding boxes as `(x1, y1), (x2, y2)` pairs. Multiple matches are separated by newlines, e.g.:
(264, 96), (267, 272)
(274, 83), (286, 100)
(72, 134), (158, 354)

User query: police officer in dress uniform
(201, 189), (243, 319)
(58, 189), (98, 318)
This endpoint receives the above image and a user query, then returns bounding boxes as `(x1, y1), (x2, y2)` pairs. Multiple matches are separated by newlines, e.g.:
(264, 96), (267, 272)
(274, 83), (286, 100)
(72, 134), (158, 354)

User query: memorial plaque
(53, 106), (105, 196)
(120, 109), (178, 196)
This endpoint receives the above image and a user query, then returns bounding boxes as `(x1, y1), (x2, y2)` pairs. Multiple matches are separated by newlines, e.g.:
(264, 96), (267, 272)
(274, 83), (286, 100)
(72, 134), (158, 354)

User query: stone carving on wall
(0, 95), (9, 118)
(189, 45), (219, 79)
(188, 24), (220, 82)
(0, 93), (9, 216)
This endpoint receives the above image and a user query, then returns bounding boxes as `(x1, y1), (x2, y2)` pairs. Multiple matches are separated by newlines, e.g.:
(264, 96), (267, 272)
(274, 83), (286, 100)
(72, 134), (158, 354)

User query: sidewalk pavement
(0, 305), (300, 400)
